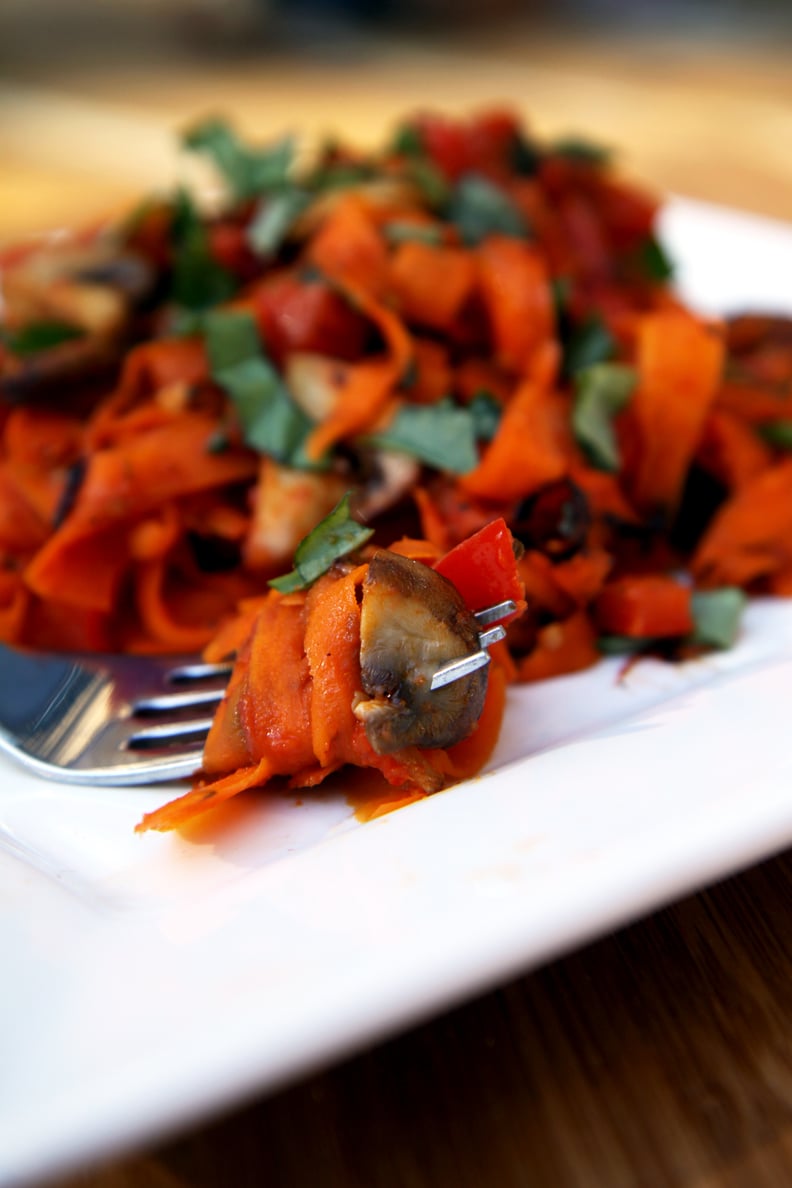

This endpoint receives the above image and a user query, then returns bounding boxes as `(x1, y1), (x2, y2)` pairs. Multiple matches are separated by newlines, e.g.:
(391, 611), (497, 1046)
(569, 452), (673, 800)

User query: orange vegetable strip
(409, 339), (453, 405)
(306, 193), (389, 296)
(304, 284), (413, 460)
(134, 559), (221, 653)
(476, 236), (554, 374)
(550, 548), (613, 607)
(3, 407), (82, 468)
(234, 594), (315, 774)
(517, 612), (601, 683)
(87, 337), (209, 447)
(430, 662), (508, 782)
(135, 759), (274, 834)
(696, 409), (773, 492)
(0, 463), (51, 553)
(304, 568), (364, 767)
(461, 347), (567, 502)
(692, 458), (792, 589)
(25, 526), (131, 614)
(390, 241), (476, 331)
(627, 311), (724, 513)
(594, 575), (694, 638)
(24, 414), (256, 610)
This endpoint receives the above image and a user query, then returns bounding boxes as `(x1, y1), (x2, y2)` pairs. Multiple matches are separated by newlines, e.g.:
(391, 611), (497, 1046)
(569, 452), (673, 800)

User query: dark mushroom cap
(354, 550), (488, 754)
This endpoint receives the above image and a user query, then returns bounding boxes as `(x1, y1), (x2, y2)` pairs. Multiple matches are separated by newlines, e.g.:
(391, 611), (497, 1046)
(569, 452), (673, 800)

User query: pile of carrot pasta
(1, 108), (791, 704)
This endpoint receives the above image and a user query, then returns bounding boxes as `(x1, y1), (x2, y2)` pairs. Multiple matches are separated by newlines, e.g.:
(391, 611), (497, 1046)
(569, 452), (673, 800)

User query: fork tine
(133, 687), (226, 713)
(125, 716), (217, 749)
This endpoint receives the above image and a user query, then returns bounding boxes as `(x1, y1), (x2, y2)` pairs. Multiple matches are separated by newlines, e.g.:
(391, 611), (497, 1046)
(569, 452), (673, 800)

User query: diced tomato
(413, 109), (521, 182)
(433, 518), (525, 619)
(465, 109), (522, 176)
(594, 575), (693, 638)
(208, 221), (258, 277)
(245, 274), (370, 364)
(416, 115), (471, 182)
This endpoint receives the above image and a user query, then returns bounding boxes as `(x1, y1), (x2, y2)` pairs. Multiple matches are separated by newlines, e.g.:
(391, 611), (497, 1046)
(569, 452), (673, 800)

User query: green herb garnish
(247, 189), (310, 257)
(390, 123), (425, 158)
(564, 315), (615, 378)
(3, 321), (84, 356)
(635, 234), (675, 283)
(468, 390), (502, 443)
(572, 363), (637, 472)
(551, 137), (612, 166)
(758, 419), (792, 449)
(183, 117), (295, 202)
(596, 635), (652, 656)
(205, 309), (312, 463)
(405, 160), (451, 211)
(690, 588), (746, 649)
(269, 492), (374, 593)
(363, 398), (480, 474)
(449, 174), (528, 246)
(170, 189), (236, 312)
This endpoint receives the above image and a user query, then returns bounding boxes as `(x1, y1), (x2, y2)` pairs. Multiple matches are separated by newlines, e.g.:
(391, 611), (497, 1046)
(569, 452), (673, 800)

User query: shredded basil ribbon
(182, 117), (295, 202)
(363, 397), (486, 474)
(2, 321), (84, 356)
(204, 309), (313, 465)
(449, 174), (528, 246)
(269, 492), (374, 593)
(572, 363), (637, 472)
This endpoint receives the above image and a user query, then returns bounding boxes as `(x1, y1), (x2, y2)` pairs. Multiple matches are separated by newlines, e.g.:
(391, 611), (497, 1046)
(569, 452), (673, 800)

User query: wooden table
(3, 19), (792, 1186)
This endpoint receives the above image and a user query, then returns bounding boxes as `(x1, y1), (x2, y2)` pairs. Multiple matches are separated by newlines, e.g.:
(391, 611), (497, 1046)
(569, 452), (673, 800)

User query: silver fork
(0, 599), (515, 786)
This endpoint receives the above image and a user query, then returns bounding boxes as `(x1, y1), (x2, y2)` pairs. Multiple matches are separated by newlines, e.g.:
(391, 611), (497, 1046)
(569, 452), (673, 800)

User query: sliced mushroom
(284, 352), (348, 422)
(354, 550), (487, 754)
(353, 450), (420, 522)
(1, 237), (157, 402)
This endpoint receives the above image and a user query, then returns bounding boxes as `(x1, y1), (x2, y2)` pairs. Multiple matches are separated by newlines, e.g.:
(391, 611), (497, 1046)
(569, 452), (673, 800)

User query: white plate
(3, 197), (792, 1188)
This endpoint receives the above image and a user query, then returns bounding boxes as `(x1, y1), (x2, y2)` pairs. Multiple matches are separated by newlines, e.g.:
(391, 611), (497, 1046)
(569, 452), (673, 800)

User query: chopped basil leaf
(3, 320), (84, 356)
(247, 188), (310, 257)
(572, 363), (636, 472)
(405, 160), (451, 211)
(363, 398), (479, 474)
(564, 315), (615, 377)
(597, 635), (651, 655)
(551, 137), (612, 166)
(758, 419), (792, 449)
(170, 189), (236, 311)
(182, 117), (294, 202)
(269, 492), (374, 593)
(468, 390), (502, 442)
(383, 221), (444, 246)
(390, 123), (424, 157)
(206, 428), (231, 454)
(635, 234), (675, 283)
(551, 276), (572, 315)
(690, 588), (746, 649)
(449, 174), (528, 246)
(205, 309), (312, 464)
(510, 133), (541, 177)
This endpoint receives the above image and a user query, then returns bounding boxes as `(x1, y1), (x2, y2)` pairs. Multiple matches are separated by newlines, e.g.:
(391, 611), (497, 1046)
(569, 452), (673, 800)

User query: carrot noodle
(2, 109), (790, 827)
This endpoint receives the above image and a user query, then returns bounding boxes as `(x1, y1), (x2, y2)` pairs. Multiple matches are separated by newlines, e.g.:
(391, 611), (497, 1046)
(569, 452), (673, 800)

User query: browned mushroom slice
(0, 239), (157, 402)
(354, 550), (488, 754)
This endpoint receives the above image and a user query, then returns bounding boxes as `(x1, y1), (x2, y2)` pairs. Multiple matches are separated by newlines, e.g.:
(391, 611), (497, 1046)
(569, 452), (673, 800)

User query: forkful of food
(0, 511), (524, 834)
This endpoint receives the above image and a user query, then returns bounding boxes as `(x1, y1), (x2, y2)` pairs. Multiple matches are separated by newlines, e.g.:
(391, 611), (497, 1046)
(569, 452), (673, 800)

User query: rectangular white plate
(3, 196), (792, 1187)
